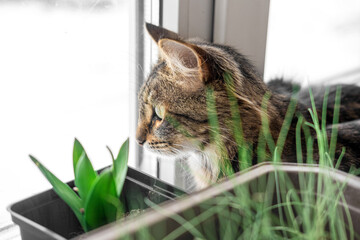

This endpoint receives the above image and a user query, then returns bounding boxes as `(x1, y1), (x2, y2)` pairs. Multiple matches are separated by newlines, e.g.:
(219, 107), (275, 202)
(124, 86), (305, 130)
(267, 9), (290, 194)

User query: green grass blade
(276, 86), (299, 157)
(29, 155), (86, 230)
(321, 87), (330, 150)
(223, 72), (249, 170)
(308, 87), (320, 126)
(84, 168), (118, 231)
(302, 123), (314, 164)
(296, 116), (304, 164)
(206, 87), (233, 176)
(261, 92), (276, 155)
(113, 138), (129, 197)
(329, 86), (341, 160)
(257, 131), (267, 163)
(75, 151), (98, 202)
(349, 165), (360, 175)
(335, 147), (346, 169)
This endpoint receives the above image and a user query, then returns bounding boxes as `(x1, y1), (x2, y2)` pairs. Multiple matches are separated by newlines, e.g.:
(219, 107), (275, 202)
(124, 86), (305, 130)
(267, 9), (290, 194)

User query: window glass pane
(129, 0), (162, 179)
(265, 0), (360, 84)
(0, 0), (129, 224)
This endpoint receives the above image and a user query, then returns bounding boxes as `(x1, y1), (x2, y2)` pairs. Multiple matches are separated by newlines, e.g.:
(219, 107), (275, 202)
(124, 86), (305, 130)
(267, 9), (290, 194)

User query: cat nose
(136, 137), (146, 146)
(136, 127), (147, 146)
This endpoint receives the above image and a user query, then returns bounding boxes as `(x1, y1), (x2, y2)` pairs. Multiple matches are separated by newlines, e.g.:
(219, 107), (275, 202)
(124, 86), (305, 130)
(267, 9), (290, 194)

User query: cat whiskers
(171, 143), (202, 154)
(203, 126), (238, 146)
(168, 146), (183, 155)
(146, 141), (185, 157)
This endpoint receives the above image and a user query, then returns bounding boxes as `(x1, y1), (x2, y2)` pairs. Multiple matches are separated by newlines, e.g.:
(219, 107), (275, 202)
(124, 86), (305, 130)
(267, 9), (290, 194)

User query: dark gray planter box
(7, 167), (186, 240)
(80, 163), (360, 240)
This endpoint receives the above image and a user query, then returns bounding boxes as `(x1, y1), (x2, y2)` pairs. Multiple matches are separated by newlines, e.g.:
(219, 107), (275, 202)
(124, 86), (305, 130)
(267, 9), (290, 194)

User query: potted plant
(8, 139), (185, 240)
(83, 162), (360, 240)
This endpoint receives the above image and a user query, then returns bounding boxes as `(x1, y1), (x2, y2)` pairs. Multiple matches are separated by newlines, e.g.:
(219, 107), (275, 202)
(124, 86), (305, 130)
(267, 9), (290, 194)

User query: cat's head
(136, 23), (266, 158)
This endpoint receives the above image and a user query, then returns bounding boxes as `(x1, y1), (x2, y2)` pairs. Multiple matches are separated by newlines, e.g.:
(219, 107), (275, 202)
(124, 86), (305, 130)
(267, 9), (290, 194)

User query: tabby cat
(136, 23), (360, 190)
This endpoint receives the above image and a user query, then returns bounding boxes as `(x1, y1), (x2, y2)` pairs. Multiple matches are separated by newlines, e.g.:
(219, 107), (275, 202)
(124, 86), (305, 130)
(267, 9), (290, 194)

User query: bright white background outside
(265, 0), (360, 85)
(0, 0), (130, 233)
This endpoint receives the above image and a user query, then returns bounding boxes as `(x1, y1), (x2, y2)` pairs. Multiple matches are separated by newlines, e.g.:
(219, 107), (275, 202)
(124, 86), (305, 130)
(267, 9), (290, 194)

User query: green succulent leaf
(75, 151), (98, 202)
(84, 168), (119, 231)
(29, 155), (86, 230)
(73, 138), (87, 175)
(113, 138), (129, 197)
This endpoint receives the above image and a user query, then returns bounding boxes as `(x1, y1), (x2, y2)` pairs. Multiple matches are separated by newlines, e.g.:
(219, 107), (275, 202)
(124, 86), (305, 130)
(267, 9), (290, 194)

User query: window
(0, 0), (130, 231)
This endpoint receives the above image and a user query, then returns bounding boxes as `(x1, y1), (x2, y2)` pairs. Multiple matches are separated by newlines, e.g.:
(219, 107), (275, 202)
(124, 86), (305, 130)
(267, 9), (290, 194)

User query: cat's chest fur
(186, 144), (220, 190)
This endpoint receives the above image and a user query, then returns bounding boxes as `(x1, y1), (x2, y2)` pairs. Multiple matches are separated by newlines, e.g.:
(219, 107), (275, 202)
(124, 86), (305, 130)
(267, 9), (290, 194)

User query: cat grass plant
(29, 138), (129, 232)
(197, 79), (358, 239)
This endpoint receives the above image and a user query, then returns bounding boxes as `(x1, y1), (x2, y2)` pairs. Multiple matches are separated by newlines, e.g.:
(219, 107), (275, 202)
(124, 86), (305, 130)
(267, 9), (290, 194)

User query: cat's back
(267, 78), (360, 124)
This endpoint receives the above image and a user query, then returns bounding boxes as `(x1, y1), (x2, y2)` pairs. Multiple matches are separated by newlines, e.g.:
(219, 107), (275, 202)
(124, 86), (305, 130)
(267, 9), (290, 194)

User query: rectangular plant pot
(8, 166), (186, 240)
(81, 162), (360, 240)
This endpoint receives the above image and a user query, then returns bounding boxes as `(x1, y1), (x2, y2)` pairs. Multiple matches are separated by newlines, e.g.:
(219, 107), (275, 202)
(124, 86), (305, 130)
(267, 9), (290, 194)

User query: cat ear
(159, 39), (199, 69)
(158, 38), (207, 90)
(145, 22), (181, 43)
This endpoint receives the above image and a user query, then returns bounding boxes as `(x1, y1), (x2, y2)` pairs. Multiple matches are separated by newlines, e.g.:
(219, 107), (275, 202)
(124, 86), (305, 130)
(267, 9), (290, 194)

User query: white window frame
(213, 0), (270, 77)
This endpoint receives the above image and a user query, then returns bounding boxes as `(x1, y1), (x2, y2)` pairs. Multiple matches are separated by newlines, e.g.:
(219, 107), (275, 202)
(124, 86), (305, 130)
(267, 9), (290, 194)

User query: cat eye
(154, 105), (165, 120)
